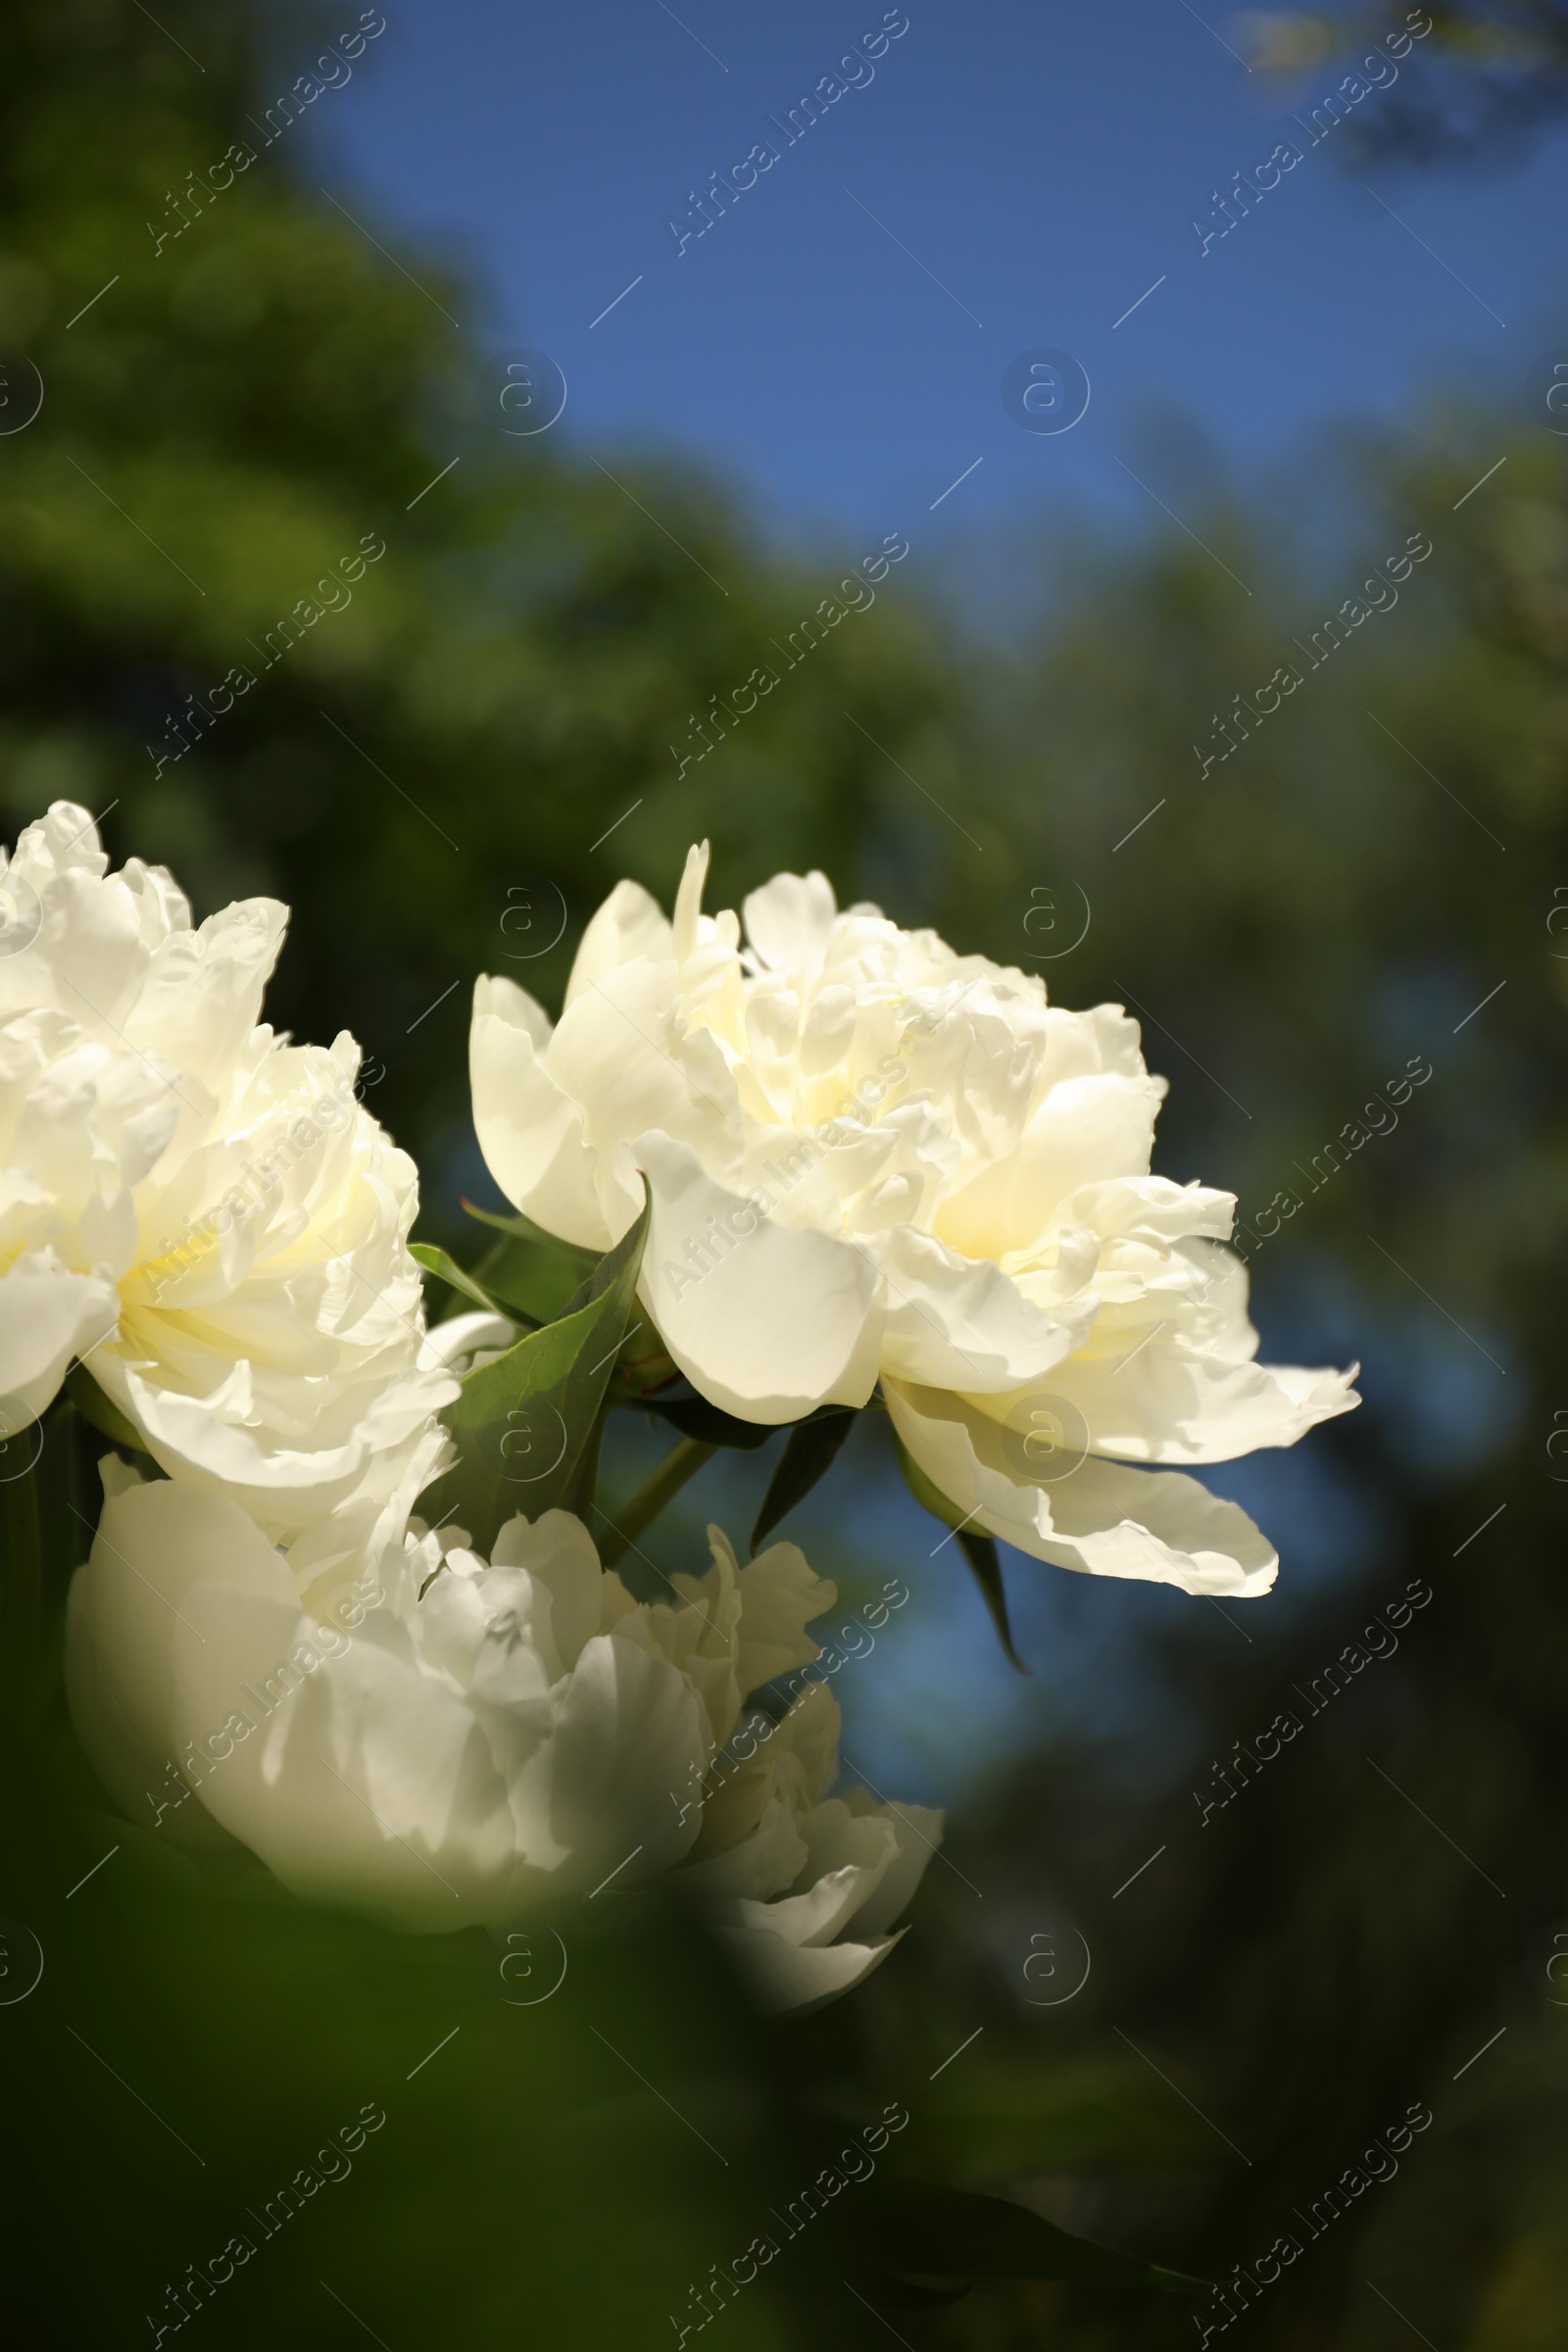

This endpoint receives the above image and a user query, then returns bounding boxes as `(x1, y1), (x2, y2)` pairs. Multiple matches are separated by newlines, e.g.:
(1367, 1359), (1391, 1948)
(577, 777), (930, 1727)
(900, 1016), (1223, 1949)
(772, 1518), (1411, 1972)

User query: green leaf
(65, 1365), (149, 1455)
(637, 1393), (775, 1452)
(426, 1192), (650, 1551)
(751, 1407), (857, 1552)
(411, 1242), (518, 1323)
(854, 2185), (1206, 2295)
(956, 1531), (1027, 1675)
(461, 1199), (600, 1324)
(895, 1438), (1027, 1672)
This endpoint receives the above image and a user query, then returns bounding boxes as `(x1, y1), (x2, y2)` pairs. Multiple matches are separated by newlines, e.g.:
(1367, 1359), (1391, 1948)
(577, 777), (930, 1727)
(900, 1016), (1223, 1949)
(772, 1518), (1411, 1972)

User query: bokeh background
(3, 1), (1568, 2343)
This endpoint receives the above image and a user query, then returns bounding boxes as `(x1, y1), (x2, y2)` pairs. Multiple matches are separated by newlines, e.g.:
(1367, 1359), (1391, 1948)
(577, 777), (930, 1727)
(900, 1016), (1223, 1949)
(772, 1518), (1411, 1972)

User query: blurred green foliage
(4, 0), (1568, 2345)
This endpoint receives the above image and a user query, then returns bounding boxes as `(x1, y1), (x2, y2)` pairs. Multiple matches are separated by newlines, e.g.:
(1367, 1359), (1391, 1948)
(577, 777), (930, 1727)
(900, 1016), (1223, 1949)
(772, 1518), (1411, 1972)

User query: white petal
(99, 1355), (458, 1538)
(742, 869), (839, 974)
(489, 1508), (604, 1674)
(835, 1788), (945, 1938)
(469, 975), (611, 1250)
(878, 1223), (1092, 1393)
(64, 1477), (274, 1849)
(671, 840), (710, 965)
(1049, 1244), (1359, 1462)
(714, 1922), (905, 2013)
(0, 1255), (118, 1420)
(538, 1630), (709, 1882)
(885, 1376), (1279, 1596)
(564, 878), (673, 1007)
(636, 1130), (881, 1422)
(734, 1540), (836, 1696)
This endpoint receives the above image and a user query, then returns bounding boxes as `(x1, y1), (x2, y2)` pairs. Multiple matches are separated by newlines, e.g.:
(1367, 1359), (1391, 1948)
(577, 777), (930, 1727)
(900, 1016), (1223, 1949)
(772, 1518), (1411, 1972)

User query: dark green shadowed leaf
(460, 1198), (601, 1323)
(65, 1365), (147, 1455)
(411, 1242), (518, 1323)
(637, 1392), (776, 1451)
(956, 1530), (1028, 1675)
(425, 1193), (650, 1551)
(894, 1437), (1027, 1672)
(853, 2184), (1207, 2294)
(751, 1407), (857, 1553)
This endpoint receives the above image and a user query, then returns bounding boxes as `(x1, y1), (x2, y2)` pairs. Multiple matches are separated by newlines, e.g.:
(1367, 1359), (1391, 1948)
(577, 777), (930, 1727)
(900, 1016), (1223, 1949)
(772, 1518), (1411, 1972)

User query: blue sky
(312, 0), (1567, 551)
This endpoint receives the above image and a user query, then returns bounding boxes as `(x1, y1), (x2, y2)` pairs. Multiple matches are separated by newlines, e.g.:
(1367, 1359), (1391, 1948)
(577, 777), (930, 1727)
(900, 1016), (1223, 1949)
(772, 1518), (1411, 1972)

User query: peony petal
(878, 1223), (1093, 1394)
(470, 974), (612, 1250)
(636, 1130), (882, 1422)
(564, 878), (672, 1007)
(742, 868), (839, 975)
(1041, 1243), (1359, 1463)
(0, 1254), (118, 1420)
(714, 1922), (906, 2013)
(885, 1376), (1279, 1596)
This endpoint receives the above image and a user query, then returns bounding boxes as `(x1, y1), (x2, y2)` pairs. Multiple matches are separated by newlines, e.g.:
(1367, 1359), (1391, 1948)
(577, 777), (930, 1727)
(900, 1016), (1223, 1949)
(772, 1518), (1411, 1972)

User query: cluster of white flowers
(6, 806), (1354, 2011)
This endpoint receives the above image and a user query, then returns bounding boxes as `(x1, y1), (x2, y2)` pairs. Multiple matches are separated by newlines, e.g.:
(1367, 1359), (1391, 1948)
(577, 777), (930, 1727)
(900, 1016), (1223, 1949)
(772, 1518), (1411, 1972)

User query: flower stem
(598, 1437), (715, 1567)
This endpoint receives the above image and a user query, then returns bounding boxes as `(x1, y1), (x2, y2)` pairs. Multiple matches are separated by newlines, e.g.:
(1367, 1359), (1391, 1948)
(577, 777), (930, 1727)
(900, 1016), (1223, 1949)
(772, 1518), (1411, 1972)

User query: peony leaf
(894, 1436), (1027, 1672)
(427, 1193), (650, 1550)
(956, 1531), (1028, 1676)
(460, 1198), (600, 1324)
(411, 1242), (521, 1324)
(65, 1364), (150, 1456)
(750, 1406), (857, 1553)
(853, 2184), (1206, 2294)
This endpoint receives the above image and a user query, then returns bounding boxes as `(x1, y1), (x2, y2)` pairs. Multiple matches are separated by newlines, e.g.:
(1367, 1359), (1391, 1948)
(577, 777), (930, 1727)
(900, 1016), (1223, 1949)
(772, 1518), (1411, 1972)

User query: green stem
(4, 1445), (42, 1693)
(598, 1437), (715, 1568)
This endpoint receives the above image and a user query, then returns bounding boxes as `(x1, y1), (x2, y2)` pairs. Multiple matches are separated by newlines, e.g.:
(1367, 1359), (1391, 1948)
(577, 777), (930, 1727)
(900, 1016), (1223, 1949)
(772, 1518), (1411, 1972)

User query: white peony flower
(470, 843), (1358, 1597)
(0, 803), (454, 1536)
(682, 1680), (943, 2013)
(65, 1453), (938, 2003)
